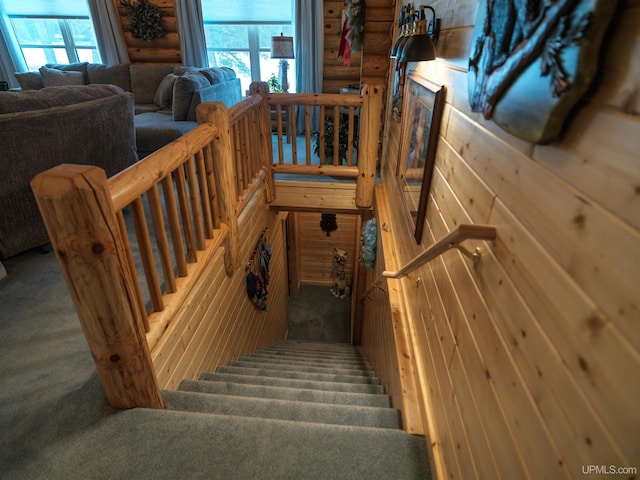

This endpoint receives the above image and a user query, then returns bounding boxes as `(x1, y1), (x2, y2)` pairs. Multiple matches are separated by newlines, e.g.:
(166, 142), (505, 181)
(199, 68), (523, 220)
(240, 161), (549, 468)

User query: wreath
(120, 0), (164, 42)
(346, 0), (365, 52)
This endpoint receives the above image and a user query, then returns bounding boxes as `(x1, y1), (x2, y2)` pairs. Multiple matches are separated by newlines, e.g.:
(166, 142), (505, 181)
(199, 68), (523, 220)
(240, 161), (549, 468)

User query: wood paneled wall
(151, 185), (289, 389)
(114, 0), (182, 64)
(369, 0), (640, 478)
(289, 212), (359, 286)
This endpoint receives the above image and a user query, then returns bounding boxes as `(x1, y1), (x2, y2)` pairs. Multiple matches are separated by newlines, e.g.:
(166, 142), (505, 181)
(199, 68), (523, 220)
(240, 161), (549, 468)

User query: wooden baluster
(160, 175), (188, 277)
(173, 164), (197, 263)
(131, 196), (164, 312)
(116, 210), (149, 332)
(202, 144), (221, 229)
(290, 105), (298, 165)
(197, 103), (241, 274)
(319, 105), (326, 165)
(185, 156), (205, 250)
(276, 104), (285, 164)
(347, 107), (355, 167)
(305, 106), (312, 165)
(31, 164), (163, 409)
(195, 149), (214, 238)
(147, 184), (176, 293)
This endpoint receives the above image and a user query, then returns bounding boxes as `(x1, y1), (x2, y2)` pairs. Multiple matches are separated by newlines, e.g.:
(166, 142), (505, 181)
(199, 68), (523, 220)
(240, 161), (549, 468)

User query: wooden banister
(361, 224), (497, 300)
(31, 165), (164, 409)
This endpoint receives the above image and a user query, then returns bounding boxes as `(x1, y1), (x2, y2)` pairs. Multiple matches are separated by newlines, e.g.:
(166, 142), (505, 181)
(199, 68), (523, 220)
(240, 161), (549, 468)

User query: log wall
(114, 0), (182, 65)
(371, 1), (640, 478)
(323, 1), (362, 93)
(151, 184), (289, 389)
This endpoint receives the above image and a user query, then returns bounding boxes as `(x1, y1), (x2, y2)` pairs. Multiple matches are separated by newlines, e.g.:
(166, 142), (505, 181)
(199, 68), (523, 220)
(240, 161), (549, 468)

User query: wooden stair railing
(361, 224), (497, 300)
(250, 82), (384, 209)
(31, 118), (234, 409)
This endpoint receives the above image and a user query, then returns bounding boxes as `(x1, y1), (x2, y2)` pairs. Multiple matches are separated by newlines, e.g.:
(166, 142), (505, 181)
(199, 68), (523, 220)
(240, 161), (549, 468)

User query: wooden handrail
(254, 82), (383, 209)
(361, 224), (497, 300)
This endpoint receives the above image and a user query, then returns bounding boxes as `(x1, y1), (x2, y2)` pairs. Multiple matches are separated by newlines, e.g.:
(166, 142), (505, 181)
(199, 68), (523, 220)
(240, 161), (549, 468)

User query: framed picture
(396, 72), (445, 244)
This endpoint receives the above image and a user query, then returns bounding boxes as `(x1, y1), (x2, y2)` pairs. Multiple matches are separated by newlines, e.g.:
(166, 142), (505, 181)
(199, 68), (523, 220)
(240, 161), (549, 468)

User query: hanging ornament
(320, 213), (338, 237)
(360, 218), (377, 270)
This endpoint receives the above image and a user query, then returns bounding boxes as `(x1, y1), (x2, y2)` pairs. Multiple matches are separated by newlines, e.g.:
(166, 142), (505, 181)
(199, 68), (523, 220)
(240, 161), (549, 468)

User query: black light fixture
(390, 5), (411, 58)
(397, 5), (440, 63)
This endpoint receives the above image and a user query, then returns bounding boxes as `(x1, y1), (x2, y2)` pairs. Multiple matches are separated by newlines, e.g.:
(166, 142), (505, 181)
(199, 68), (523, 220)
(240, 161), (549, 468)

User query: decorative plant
(267, 74), (282, 93)
(120, 0), (164, 42)
(312, 117), (358, 165)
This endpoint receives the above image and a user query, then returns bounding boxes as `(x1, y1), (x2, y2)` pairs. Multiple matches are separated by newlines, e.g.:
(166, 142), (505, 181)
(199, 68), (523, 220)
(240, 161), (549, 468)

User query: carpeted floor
(0, 248), (351, 476)
(287, 284), (352, 343)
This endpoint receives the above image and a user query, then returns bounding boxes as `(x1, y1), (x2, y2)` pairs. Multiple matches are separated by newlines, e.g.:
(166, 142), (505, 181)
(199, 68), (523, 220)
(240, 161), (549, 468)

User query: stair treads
(215, 365), (381, 385)
(229, 360), (376, 377)
(260, 345), (367, 359)
(162, 390), (402, 429)
(177, 379), (392, 408)
(37, 408), (430, 480)
(244, 351), (372, 368)
(199, 372), (385, 395)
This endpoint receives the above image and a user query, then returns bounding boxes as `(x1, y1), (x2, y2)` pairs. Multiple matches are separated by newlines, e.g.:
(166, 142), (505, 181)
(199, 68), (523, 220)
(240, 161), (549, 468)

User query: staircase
(9, 340), (430, 480)
(161, 339), (431, 479)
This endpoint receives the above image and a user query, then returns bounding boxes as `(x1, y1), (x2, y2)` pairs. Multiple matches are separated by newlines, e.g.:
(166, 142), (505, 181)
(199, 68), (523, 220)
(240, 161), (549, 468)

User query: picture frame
(396, 72), (445, 244)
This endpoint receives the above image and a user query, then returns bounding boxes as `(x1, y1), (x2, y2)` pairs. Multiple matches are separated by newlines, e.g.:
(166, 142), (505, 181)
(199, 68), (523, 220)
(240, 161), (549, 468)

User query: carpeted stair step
(260, 341), (368, 354)
(215, 365), (381, 385)
(229, 359), (376, 377)
(15, 408), (429, 479)
(244, 351), (373, 369)
(253, 351), (371, 366)
(199, 372), (385, 394)
(162, 390), (402, 429)
(270, 339), (365, 351)
(176, 379), (392, 408)
(259, 345), (368, 359)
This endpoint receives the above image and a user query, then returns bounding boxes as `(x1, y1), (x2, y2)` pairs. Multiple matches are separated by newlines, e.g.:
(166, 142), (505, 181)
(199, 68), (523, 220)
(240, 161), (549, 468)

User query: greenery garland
(120, 0), (164, 42)
(346, 0), (365, 52)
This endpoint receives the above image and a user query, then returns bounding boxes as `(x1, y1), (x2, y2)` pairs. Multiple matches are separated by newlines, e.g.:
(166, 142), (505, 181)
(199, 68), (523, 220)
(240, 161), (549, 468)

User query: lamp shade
(398, 34), (436, 63)
(271, 34), (294, 59)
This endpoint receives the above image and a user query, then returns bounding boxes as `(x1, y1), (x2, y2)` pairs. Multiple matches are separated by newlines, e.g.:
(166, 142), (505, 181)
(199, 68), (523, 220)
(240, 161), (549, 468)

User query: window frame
(7, 13), (100, 71)
(203, 20), (294, 92)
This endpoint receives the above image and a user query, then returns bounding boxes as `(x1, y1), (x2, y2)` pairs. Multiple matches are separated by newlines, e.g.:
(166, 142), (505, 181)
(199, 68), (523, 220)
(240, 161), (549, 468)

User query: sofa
(0, 84), (138, 259)
(14, 62), (243, 158)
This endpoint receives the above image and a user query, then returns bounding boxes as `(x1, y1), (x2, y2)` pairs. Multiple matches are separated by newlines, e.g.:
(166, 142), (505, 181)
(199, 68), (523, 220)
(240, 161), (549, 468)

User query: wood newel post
(197, 103), (241, 274)
(356, 84), (384, 208)
(30, 164), (163, 409)
(250, 81), (276, 203)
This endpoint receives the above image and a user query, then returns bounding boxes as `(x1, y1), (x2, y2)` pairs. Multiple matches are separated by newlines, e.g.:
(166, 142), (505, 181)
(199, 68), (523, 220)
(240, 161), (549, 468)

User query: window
(1, 0), (101, 71)
(202, 0), (295, 94)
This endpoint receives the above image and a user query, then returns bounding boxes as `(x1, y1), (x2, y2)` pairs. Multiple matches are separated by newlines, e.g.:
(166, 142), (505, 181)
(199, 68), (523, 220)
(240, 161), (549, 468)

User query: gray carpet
(287, 284), (352, 342)
(0, 249), (429, 479)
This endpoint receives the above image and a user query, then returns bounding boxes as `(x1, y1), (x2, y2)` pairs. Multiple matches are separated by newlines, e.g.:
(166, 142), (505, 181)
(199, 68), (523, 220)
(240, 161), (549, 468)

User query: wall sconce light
(271, 33), (295, 92)
(397, 5), (439, 63)
(391, 5), (440, 120)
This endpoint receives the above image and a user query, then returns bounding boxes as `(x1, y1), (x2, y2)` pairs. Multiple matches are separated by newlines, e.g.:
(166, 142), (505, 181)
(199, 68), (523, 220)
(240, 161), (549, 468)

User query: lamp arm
(424, 6), (440, 44)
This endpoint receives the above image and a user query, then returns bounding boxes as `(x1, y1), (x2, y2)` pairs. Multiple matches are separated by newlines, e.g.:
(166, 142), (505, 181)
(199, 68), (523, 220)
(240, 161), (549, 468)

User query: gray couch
(15, 63), (243, 157)
(0, 84), (138, 259)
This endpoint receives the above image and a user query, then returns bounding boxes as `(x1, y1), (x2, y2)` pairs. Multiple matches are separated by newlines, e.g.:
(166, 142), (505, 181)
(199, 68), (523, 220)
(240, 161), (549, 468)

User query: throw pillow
(14, 72), (44, 90)
(172, 72), (211, 121)
(40, 67), (85, 87)
(45, 62), (89, 83)
(87, 63), (131, 92)
(154, 73), (179, 110)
